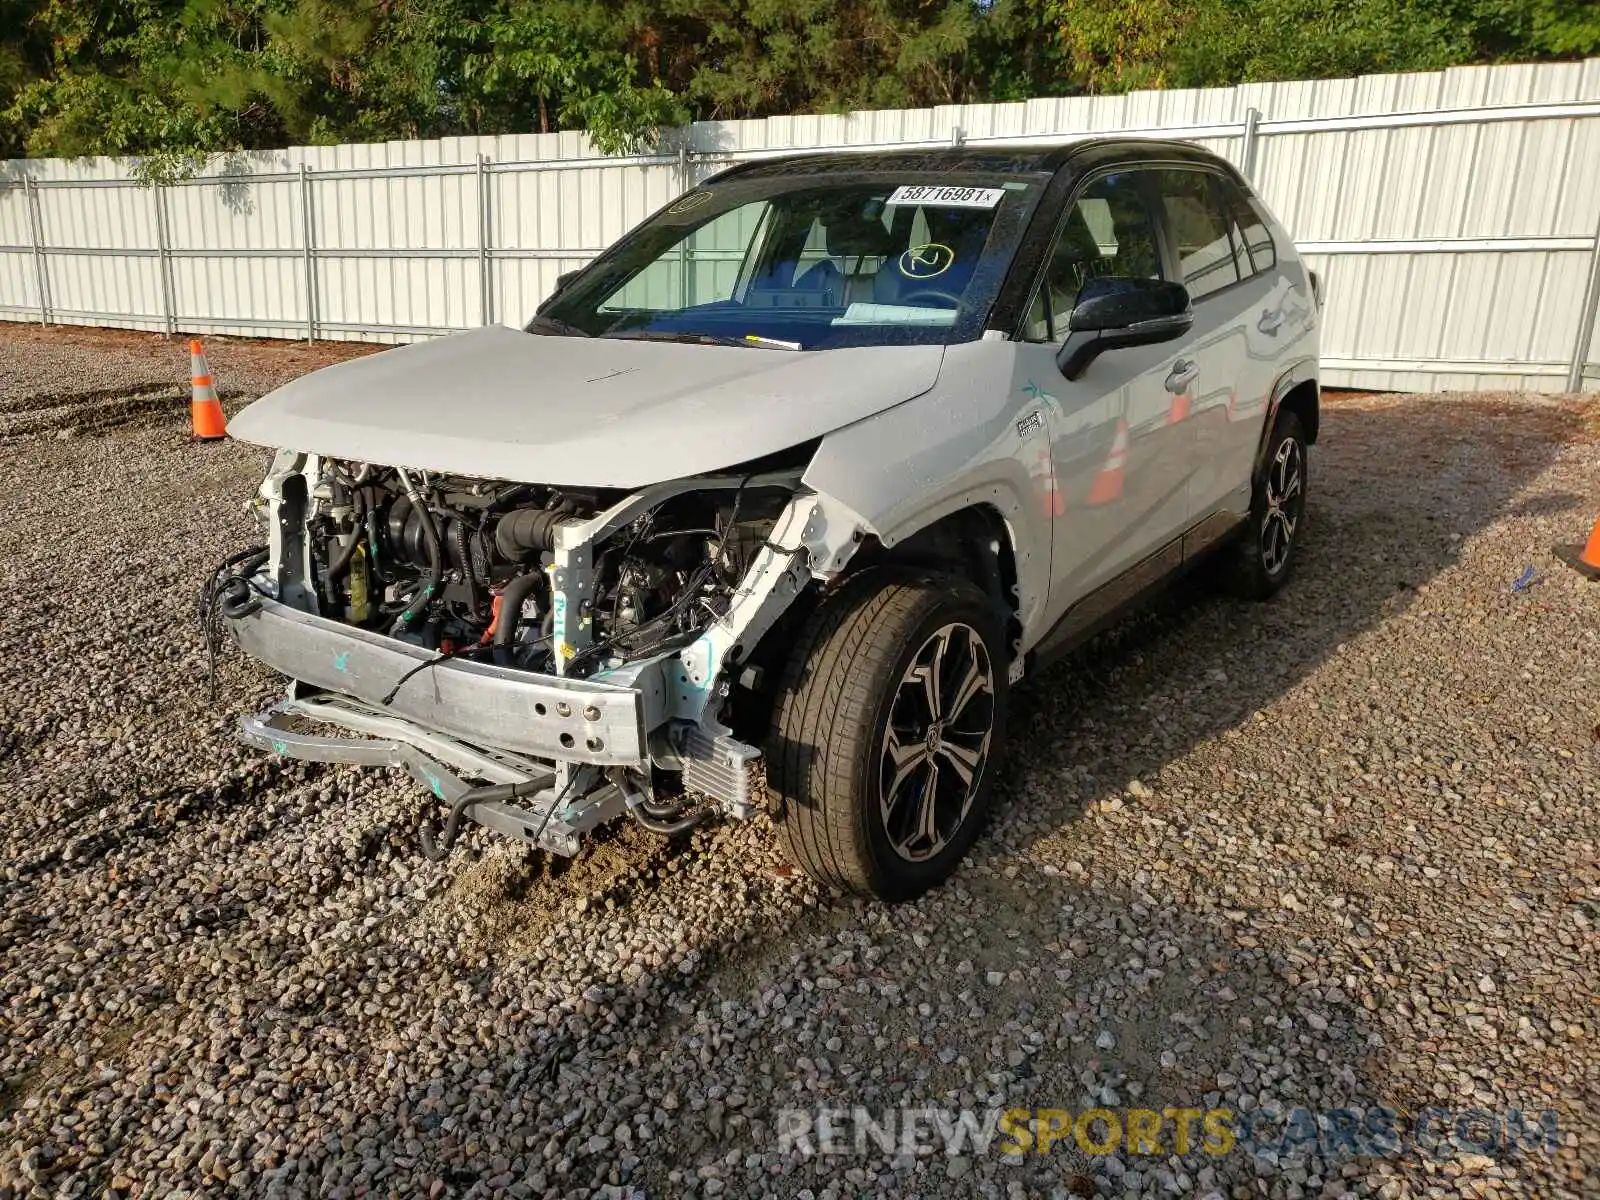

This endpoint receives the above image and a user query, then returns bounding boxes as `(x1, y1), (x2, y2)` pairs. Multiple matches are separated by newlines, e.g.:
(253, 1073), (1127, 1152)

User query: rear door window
(1155, 170), (1241, 301)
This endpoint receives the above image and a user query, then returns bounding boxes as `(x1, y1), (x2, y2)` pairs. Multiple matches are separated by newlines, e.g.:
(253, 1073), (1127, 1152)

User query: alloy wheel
(879, 622), (996, 863)
(1261, 436), (1304, 575)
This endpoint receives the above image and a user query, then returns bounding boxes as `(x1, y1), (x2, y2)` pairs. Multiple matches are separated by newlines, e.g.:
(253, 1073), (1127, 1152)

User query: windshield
(533, 170), (1047, 350)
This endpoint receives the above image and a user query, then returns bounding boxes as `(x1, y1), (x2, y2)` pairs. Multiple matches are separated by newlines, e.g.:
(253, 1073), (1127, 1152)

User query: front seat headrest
(822, 205), (893, 259)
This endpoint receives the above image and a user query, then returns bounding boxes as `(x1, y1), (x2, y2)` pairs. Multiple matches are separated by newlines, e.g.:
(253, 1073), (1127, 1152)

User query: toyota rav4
(210, 139), (1320, 899)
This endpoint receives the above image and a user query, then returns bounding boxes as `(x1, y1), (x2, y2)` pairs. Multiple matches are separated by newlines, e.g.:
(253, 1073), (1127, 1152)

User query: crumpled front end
(210, 449), (865, 857)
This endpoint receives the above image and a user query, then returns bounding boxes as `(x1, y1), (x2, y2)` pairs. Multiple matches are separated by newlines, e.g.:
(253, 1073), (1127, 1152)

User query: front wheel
(766, 572), (1008, 900)
(1228, 408), (1308, 600)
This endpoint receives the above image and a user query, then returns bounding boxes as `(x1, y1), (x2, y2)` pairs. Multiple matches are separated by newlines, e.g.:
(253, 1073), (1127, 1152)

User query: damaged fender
(801, 339), (1055, 647)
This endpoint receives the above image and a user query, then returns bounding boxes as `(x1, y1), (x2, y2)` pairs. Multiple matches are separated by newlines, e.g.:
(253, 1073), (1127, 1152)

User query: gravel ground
(0, 326), (1596, 1200)
(0, 326), (378, 442)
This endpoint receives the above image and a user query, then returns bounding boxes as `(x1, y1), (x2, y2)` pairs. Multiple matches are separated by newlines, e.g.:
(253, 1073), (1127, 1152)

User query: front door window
(1023, 171), (1165, 343)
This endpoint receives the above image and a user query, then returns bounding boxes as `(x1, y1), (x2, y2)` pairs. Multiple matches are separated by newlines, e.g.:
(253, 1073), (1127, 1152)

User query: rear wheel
(1228, 408), (1308, 600)
(767, 572), (1008, 900)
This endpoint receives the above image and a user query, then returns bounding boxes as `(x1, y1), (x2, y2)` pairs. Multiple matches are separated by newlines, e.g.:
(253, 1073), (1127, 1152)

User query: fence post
(1567, 205), (1600, 393)
(677, 143), (690, 309)
(478, 153), (494, 326)
(153, 182), (177, 338)
(299, 164), (317, 343)
(23, 177), (50, 325)
(1240, 107), (1263, 182)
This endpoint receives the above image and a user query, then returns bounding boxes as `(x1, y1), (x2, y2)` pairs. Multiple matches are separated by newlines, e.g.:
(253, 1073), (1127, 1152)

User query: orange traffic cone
(189, 339), (227, 441)
(1556, 514), (1600, 580)
(1086, 419), (1129, 506)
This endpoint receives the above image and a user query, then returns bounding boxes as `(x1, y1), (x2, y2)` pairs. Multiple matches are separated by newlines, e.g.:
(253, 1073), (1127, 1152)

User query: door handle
(1258, 308), (1284, 335)
(1165, 359), (1199, 393)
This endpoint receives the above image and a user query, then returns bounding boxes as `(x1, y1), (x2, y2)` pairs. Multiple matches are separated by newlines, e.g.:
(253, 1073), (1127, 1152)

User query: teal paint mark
(332, 651), (349, 673)
(270, 739), (288, 755)
(1022, 378), (1058, 408)
(422, 771), (445, 799)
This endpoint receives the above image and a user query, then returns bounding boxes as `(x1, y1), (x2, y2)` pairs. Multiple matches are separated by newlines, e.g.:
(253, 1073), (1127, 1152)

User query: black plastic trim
(1028, 503), (1248, 668)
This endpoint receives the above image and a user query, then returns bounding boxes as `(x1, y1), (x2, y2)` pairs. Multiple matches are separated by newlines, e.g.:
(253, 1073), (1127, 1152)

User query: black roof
(704, 138), (1226, 185)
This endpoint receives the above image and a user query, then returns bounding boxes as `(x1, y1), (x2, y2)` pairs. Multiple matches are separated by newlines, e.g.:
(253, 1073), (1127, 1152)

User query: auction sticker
(886, 185), (1005, 209)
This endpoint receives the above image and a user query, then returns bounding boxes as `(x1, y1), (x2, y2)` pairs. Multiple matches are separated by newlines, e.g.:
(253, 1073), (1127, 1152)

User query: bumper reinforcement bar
(227, 594), (650, 767)
(241, 694), (625, 855)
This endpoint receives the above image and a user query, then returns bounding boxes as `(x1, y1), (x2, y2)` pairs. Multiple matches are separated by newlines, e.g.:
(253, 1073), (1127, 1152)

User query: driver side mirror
(1056, 277), (1194, 381)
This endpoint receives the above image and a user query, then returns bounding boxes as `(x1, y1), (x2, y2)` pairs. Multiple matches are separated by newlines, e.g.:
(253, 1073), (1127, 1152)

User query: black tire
(766, 571), (1009, 900)
(1228, 408), (1309, 600)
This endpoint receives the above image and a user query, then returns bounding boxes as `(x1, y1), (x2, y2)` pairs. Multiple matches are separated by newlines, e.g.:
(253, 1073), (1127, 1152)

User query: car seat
(794, 202), (895, 306)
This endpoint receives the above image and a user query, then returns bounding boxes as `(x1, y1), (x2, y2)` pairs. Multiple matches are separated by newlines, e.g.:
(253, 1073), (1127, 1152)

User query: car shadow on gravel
(997, 394), (1585, 827)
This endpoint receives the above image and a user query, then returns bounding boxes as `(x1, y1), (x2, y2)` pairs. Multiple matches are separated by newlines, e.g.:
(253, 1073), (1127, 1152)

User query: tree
(1044, 0), (1600, 93)
(1, 0), (683, 166)
(0, 0), (49, 159)
(468, 1), (683, 151)
(2, 0), (1597, 165)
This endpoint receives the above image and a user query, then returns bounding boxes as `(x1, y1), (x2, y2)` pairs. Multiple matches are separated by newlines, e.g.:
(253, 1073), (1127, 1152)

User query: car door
(1148, 168), (1285, 525)
(1009, 167), (1194, 624)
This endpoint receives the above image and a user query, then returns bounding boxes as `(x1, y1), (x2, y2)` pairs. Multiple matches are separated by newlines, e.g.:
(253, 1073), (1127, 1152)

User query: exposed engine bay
(299, 459), (794, 678)
(208, 448), (866, 861)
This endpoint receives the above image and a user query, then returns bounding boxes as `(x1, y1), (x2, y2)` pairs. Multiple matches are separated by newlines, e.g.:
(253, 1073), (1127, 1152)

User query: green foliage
(2, 0), (1596, 165)
(469, 1), (684, 153)
(1046, 0), (1600, 93)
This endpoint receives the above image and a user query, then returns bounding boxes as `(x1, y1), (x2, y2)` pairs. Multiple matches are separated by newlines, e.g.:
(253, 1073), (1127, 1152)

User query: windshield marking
(668, 190), (714, 214)
(899, 243), (956, 280)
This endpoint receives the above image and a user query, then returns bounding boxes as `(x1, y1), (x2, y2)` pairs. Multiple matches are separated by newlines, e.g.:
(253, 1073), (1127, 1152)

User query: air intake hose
(493, 507), (571, 561)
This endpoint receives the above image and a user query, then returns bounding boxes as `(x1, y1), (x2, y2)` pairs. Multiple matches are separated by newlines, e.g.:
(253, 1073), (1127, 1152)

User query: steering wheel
(896, 287), (963, 309)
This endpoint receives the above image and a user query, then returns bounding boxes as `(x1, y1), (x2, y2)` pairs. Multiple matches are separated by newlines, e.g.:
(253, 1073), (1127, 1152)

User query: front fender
(802, 340), (1053, 642)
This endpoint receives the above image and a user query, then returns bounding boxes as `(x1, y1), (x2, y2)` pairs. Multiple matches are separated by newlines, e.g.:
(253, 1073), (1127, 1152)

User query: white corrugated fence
(3, 58), (1599, 393)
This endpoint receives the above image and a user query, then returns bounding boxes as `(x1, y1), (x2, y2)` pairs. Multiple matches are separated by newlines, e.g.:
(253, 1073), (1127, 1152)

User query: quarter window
(1156, 169), (1240, 301)
(1216, 176), (1276, 275)
(1024, 171), (1164, 342)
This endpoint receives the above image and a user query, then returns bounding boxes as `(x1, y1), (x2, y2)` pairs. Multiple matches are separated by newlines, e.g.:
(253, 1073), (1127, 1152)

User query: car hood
(227, 325), (945, 488)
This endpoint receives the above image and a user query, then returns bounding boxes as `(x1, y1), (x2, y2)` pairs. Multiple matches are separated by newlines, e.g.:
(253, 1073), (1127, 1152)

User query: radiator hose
(419, 769), (577, 860)
(325, 488), (367, 581)
(491, 569), (548, 666)
(614, 770), (715, 836)
(418, 777), (542, 861)
(629, 804), (715, 836)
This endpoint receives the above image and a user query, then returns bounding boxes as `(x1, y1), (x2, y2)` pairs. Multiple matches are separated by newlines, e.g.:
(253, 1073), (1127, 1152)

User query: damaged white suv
(213, 140), (1319, 899)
